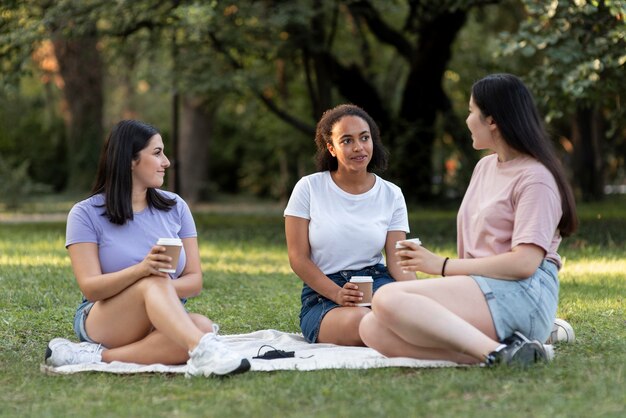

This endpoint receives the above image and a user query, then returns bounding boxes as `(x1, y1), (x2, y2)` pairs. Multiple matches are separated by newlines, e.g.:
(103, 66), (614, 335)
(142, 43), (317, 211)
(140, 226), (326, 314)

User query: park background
(0, 1), (625, 417)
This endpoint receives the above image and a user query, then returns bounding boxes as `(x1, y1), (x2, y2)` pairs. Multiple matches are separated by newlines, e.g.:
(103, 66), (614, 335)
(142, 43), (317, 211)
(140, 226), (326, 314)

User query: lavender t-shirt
(65, 191), (197, 279)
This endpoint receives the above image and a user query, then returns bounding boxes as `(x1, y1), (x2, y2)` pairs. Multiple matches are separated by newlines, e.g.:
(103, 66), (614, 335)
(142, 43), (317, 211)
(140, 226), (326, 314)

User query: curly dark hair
(314, 104), (389, 173)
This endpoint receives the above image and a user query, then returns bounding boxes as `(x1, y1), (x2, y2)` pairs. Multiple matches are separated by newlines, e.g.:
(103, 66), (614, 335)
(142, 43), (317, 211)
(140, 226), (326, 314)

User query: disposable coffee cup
(156, 238), (182, 273)
(395, 238), (422, 261)
(350, 276), (373, 307)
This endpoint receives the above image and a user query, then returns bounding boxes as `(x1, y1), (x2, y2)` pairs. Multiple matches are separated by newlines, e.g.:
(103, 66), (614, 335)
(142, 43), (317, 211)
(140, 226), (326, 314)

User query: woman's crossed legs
(359, 276), (500, 364)
(86, 275), (214, 365)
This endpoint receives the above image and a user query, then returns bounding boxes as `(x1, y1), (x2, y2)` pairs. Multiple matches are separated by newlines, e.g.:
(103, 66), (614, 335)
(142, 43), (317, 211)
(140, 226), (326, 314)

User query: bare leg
(102, 314), (214, 365)
(86, 276), (206, 354)
(359, 313), (477, 363)
(317, 307), (371, 346)
(359, 276), (500, 362)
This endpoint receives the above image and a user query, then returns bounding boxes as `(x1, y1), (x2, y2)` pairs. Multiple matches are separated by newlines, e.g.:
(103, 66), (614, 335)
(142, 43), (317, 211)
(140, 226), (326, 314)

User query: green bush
(0, 156), (52, 209)
(0, 86), (68, 192)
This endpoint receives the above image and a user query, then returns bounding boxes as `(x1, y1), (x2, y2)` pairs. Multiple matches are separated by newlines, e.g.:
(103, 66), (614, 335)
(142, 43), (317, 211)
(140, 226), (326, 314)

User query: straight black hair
(91, 120), (175, 225)
(314, 104), (389, 173)
(471, 73), (578, 237)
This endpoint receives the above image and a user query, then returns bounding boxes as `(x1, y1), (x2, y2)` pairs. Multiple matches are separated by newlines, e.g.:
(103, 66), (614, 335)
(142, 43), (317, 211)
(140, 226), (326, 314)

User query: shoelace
(71, 342), (103, 363)
(194, 325), (238, 359)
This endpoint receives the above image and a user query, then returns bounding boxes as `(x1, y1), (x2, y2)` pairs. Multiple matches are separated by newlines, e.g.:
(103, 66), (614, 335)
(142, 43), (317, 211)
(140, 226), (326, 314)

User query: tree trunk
(393, 10), (467, 201)
(178, 96), (217, 205)
(571, 104), (604, 201)
(52, 28), (103, 192)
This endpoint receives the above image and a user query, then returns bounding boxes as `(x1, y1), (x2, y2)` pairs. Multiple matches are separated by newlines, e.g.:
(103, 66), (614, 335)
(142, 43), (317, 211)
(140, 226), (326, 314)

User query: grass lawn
(0, 196), (624, 417)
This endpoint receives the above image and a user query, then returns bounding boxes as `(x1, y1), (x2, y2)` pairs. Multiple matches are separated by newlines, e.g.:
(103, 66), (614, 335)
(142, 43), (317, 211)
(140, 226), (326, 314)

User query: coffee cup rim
(395, 238), (422, 248)
(350, 276), (373, 283)
(157, 238), (183, 246)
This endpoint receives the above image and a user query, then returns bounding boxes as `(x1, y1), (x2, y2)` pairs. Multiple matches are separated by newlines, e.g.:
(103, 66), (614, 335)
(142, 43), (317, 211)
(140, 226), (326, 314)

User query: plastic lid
(157, 238), (182, 246)
(395, 238), (422, 248)
(350, 276), (373, 283)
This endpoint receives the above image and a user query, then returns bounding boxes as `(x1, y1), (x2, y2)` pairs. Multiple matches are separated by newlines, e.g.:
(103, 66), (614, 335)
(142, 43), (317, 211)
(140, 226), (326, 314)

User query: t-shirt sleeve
(512, 182), (562, 253)
(388, 187), (410, 233)
(177, 197), (197, 239)
(283, 177), (311, 220)
(65, 203), (98, 247)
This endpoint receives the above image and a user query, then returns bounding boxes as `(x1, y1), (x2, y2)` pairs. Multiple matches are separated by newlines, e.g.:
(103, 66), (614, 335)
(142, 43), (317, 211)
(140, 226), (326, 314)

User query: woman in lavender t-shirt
(359, 74), (578, 367)
(44, 120), (249, 377)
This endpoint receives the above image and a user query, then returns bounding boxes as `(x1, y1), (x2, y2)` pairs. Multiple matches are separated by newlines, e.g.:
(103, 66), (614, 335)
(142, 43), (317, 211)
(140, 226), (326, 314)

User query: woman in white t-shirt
(284, 104), (416, 346)
(359, 74), (578, 366)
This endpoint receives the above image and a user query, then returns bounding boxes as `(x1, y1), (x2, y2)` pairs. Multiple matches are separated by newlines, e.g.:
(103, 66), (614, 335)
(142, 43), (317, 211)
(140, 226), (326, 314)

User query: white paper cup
(156, 238), (182, 273)
(395, 238), (422, 261)
(350, 276), (373, 307)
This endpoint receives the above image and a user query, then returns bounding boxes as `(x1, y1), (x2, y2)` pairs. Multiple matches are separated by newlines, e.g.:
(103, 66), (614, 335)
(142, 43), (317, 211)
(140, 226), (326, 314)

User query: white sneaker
(186, 325), (250, 378)
(545, 318), (576, 344)
(543, 344), (555, 361)
(45, 338), (104, 367)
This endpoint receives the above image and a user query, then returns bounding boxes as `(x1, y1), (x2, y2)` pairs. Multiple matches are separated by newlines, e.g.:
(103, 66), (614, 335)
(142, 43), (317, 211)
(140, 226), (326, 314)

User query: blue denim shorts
(472, 259), (559, 343)
(300, 264), (395, 343)
(73, 299), (97, 343)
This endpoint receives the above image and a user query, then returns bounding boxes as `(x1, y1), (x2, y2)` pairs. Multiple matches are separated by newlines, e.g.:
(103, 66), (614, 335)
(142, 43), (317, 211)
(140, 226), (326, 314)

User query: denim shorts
(472, 259), (559, 343)
(300, 264), (395, 343)
(73, 299), (97, 344)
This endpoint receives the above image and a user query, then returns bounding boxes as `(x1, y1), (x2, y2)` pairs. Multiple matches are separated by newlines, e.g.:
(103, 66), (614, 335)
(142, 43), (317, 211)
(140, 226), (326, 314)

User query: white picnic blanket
(40, 329), (460, 375)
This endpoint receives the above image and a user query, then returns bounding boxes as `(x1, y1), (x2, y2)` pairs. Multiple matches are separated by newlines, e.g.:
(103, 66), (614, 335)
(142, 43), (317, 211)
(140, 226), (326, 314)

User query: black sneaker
(485, 331), (549, 367)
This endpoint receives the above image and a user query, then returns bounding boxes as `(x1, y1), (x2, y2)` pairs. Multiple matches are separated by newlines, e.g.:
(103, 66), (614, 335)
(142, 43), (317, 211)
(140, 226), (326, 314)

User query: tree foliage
(500, 0), (626, 122)
(499, 0), (626, 199)
(2, 0), (624, 202)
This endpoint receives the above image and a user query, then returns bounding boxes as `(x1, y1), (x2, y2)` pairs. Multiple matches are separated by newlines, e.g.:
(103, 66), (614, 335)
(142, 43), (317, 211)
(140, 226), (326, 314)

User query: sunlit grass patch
(1, 196), (625, 417)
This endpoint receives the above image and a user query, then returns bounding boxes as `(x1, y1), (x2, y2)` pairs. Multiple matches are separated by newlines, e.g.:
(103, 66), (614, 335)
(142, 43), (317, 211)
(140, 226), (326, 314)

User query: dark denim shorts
(299, 264), (395, 343)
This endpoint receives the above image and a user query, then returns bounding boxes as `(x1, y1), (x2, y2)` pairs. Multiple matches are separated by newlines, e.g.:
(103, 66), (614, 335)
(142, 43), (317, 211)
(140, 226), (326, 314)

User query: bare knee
(371, 285), (402, 320)
(133, 275), (175, 295)
(319, 308), (369, 346)
(189, 313), (214, 334)
(358, 312), (378, 348)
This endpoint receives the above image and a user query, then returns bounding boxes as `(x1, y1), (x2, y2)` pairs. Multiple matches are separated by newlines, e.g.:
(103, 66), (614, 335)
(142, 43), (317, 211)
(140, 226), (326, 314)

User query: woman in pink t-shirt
(359, 74), (578, 367)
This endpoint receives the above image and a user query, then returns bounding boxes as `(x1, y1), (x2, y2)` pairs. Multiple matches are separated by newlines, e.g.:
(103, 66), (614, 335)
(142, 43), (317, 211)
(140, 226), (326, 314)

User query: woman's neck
(493, 135), (521, 162)
(132, 188), (148, 212)
(330, 169), (375, 194)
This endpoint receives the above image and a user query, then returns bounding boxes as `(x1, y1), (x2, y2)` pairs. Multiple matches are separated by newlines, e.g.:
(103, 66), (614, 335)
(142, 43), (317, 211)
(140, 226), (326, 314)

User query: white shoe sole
(186, 358), (251, 378)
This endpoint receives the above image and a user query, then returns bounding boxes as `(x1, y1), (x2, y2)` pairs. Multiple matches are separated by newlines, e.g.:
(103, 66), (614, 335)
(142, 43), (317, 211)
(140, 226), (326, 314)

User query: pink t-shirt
(457, 153), (563, 268)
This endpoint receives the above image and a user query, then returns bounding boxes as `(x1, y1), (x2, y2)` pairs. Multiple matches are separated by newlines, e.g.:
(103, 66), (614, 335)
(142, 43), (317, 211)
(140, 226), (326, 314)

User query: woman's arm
(170, 237), (203, 298)
(384, 230), (417, 281)
(285, 215), (363, 306)
(68, 242), (172, 301)
(396, 241), (545, 280)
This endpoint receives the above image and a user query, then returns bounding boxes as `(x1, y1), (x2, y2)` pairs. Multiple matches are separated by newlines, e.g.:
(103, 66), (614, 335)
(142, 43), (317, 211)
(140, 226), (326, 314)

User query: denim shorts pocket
(302, 294), (320, 310)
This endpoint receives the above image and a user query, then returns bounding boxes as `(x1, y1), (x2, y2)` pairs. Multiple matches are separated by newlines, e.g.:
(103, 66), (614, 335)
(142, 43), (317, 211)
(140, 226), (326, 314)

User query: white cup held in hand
(156, 238), (182, 273)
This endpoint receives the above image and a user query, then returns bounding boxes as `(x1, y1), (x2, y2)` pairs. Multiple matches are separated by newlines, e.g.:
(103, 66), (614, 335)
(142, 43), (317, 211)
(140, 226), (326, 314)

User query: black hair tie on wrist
(441, 257), (450, 277)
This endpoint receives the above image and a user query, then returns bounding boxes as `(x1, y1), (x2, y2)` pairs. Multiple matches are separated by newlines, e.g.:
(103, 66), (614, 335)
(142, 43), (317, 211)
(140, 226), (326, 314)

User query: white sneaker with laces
(545, 318), (575, 344)
(186, 325), (250, 378)
(45, 338), (104, 367)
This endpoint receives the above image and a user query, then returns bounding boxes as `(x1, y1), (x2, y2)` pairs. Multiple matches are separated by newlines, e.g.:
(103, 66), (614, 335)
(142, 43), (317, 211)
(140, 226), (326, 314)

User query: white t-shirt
(284, 171), (409, 274)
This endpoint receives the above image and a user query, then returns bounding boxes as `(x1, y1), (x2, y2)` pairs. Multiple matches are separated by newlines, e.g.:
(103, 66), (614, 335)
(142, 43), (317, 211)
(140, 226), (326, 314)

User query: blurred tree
(203, 0), (503, 201)
(49, 17), (103, 191)
(1, 0), (104, 191)
(500, 0), (626, 201)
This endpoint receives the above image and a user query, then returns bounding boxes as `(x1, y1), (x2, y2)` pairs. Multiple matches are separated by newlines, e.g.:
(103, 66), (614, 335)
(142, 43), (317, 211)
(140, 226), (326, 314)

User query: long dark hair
(91, 120), (175, 225)
(471, 73), (578, 237)
(314, 104), (389, 173)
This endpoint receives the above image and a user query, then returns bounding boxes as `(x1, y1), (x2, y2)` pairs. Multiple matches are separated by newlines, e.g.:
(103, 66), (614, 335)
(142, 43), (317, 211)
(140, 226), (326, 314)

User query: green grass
(1, 196), (625, 417)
